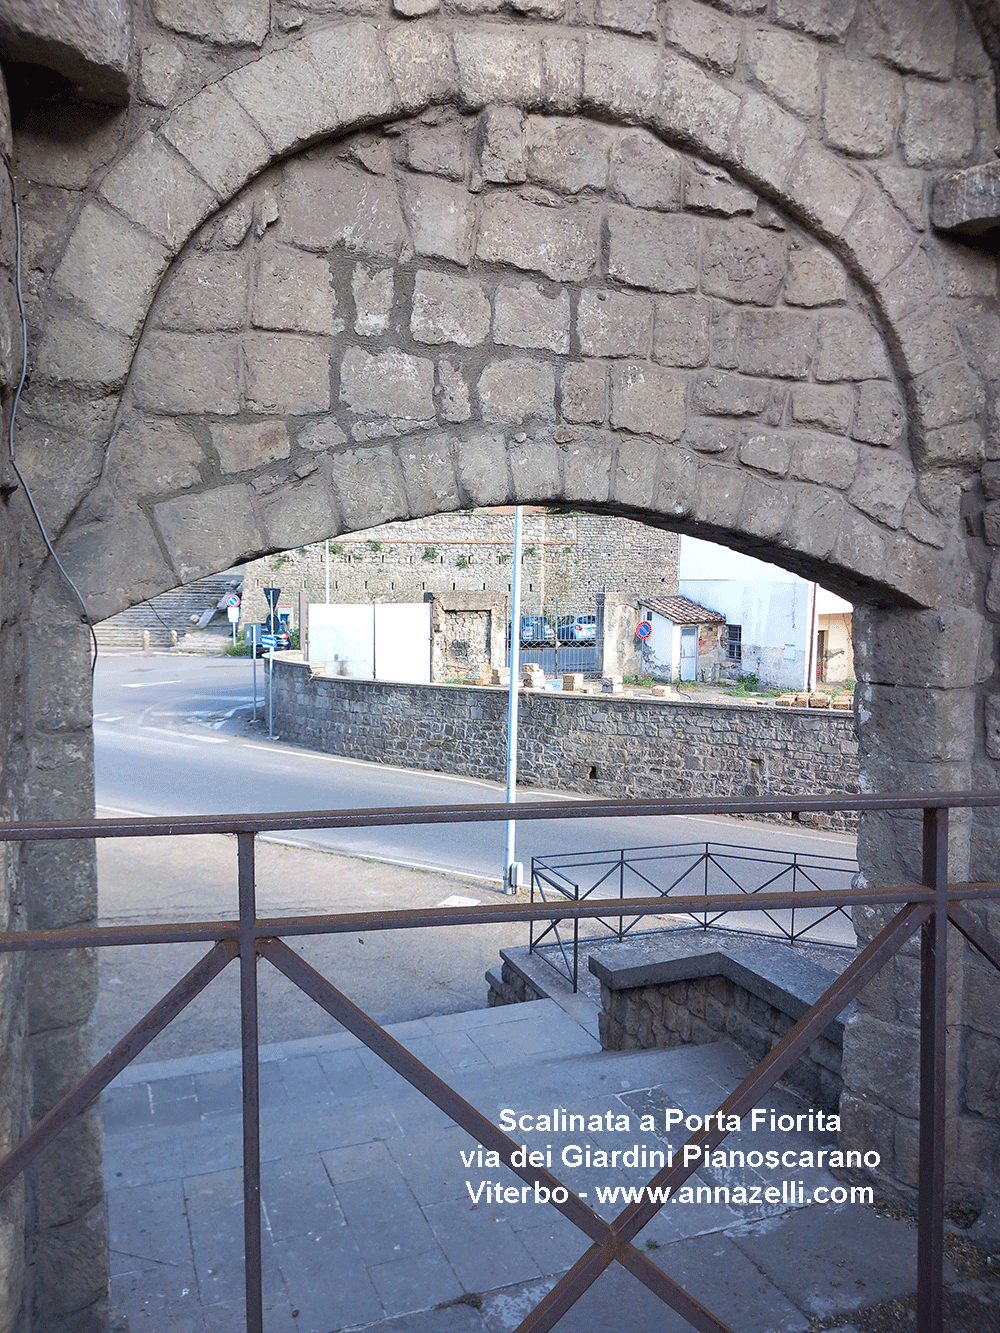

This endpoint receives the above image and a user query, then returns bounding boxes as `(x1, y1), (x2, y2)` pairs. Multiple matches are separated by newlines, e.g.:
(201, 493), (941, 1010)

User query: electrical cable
(4, 163), (98, 677)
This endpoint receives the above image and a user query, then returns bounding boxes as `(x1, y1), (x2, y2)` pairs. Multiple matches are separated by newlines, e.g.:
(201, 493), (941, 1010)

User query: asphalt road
(93, 652), (858, 942)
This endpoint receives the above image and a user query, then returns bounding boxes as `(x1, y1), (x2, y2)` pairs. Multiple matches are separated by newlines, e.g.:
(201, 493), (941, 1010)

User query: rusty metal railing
(1, 791), (999, 1333)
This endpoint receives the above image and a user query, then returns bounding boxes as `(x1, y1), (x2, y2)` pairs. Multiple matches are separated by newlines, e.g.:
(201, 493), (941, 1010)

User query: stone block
(542, 35), (583, 112)
(99, 131), (216, 251)
(782, 486), (844, 561)
(252, 246), (340, 335)
(791, 385), (853, 434)
(32, 1201), (108, 1322)
(606, 208), (699, 293)
(823, 60), (901, 158)
(739, 431), (790, 477)
(340, 346), (434, 420)
(108, 415), (204, 497)
(785, 140), (866, 238)
(352, 266), (393, 336)
(454, 30), (544, 109)
(436, 360), (471, 422)
(155, 251), (248, 333)
(863, 0), (957, 80)
(851, 381), (904, 447)
(476, 194), (599, 282)
(608, 131), (682, 210)
(896, 305), (963, 380)
(814, 311), (890, 382)
(783, 243), (847, 307)
(494, 282), (570, 353)
(562, 434), (612, 502)
(664, 0), (740, 72)
(683, 160), (757, 216)
(410, 270), (490, 347)
(848, 455), (913, 528)
(984, 696), (1000, 758)
(152, 0), (268, 45)
(132, 332), (240, 414)
(478, 357), (556, 422)
(745, 29), (820, 118)
(931, 161), (1000, 237)
(154, 483), (261, 584)
(524, 116), (611, 194)
(402, 121), (467, 180)
(509, 435), (562, 499)
(330, 447), (410, 532)
(31, 1108), (103, 1229)
(1, 0), (130, 102)
(691, 371), (768, 417)
(729, 92), (807, 192)
(454, 432), (509, 506)
(982, 463), (1000, 500)
(653, 296), (710, 367)
(701, 220), (786, 305)
(139, 37), (185, 107)
(789, 434), (858, 490)
(561, 362), (607, 424)
(211, 422), (290, 474)
(774, 0), (855, 39)
(841, 190), (914, 285)
(281, 159), (408, 259)
(394, 0), (440, 14)
(609, 364), (686, 441)
(902, 82), (976, 167)
(398, 437), (461, 517)
(858, 682), (975, 763)
(27, 951), (97, 1034)
(578, 289), (652, 358)
(656, 50), (741, 158)
(480, 105), (525, 183)
(384, 27), (457, 113)
(738, 478), (790, 539)
(853, 604), (989, 689)
(162, 83), (271, 200)
(244, 333), (330, 414)
(685, 423), (732, 454)
(595, 0), (657, 36)
(53, 202), (169, 339)
(912, 364), (984, 432)
(563, 673), (583, 692)
(735, 309), (814, 379)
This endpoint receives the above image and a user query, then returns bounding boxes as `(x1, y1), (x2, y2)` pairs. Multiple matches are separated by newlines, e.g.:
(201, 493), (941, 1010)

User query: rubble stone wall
(269, 656), (860, 829)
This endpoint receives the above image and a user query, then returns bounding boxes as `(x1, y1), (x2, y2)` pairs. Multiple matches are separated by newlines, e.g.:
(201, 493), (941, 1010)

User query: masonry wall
(270, 657), (859, 829)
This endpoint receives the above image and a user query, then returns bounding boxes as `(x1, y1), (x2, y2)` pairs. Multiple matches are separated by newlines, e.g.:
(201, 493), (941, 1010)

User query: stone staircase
(94, 575), (243, 650)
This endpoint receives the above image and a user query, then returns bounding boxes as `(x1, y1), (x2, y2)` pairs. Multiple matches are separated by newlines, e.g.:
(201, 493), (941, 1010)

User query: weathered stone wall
(270, 656), (860, 827)
(0, 0), (998, 1298)
(241, 509), (679, 628)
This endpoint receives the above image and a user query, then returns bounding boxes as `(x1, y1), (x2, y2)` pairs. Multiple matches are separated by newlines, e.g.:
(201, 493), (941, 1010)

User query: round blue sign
(635, 620), (652, 639)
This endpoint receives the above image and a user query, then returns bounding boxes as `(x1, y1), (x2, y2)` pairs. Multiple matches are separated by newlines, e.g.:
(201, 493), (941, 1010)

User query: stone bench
(589, 932), (855, 1110)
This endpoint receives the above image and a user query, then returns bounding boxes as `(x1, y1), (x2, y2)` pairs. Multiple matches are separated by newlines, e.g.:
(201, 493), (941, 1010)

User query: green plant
(456, 555), (469, 569)
(330, 542), (343, 556)
(224, 639), (253, 657)
(367, 540), (382, 552)
(624, 674), (655, 687)
(289, 628), (300, 650)
(946, 1202), (979, 1229)
(729, 672), (760, 694)
(273, 552), (290, 570)
(523, 545), (537, 557)
(499, 553), (511, 564)
(422, 546), (438, 561)
(644, 1239), (660, 1251)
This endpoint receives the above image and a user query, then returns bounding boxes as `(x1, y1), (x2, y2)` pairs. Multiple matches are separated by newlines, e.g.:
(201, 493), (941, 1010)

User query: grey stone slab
(183, 1167), (287, 1311)
(728, 1204), (948, 1320)
(260, 1153), (343, 1243)
(103, 1123), (186, 1189)
(317, 1046), (382, 1099)
(192, 1066), (241, 1116)
(423, 1199), (540, 1292)
(335, 1169), (437, 1268)
(275, 1054), (337, 1107)
(513, 1212), (591, 1276)
(388, 1124), (488, 1207)
(102, 1083), (152, 1134)
(388, 1088), (457, 1137)
(365, 1303), (488, 1333)
(321, 1138), (398, 1187)
(368, 1242), (465, 1317)
(272, 1226), (383, 1333)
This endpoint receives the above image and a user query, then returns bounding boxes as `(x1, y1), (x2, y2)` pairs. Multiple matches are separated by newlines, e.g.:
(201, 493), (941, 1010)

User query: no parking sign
(635, 620), (652, 640)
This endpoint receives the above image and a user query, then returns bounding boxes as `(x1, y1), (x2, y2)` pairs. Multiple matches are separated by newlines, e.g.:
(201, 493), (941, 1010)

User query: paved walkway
(105, 997), (935, 1333)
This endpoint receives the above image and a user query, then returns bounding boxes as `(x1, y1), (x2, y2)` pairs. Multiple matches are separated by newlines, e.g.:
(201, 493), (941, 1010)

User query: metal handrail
(0, 791), (997, 1333)
(530, 837), (858, 989)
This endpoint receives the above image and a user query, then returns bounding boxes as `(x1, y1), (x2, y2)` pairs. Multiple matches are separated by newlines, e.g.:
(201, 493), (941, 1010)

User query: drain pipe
(503, 505), (524, 895)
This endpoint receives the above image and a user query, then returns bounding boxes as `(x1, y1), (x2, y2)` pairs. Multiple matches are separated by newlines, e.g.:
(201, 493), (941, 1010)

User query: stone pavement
(104, 997), (936, 1333)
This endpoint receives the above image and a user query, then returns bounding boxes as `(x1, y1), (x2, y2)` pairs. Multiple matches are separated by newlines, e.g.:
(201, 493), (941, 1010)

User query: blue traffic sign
(261, 633), (278, 649)
(635, 620), (652, 639)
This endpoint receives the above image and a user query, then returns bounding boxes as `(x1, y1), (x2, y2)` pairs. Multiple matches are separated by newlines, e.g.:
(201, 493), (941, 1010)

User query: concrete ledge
(931, 161), (1000, 236)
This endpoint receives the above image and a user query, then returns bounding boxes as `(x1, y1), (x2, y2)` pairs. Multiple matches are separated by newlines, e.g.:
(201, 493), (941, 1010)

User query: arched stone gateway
(2, 1), (999, 1328)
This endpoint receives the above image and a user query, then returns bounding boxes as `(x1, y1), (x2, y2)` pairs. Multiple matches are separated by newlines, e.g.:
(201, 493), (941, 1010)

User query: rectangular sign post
(262, 589), (281, 741)
(249, 624), (260, 724)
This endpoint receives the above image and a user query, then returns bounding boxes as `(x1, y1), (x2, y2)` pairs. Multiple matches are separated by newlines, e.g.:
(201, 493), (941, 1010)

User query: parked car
(557, 614), (597, 643)
(252, 620), (291, 656)
(520, 616), (557, 647)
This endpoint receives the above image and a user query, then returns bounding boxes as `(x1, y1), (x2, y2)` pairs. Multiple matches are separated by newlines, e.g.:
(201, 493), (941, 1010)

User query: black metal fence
(530, 839), (859, 990)
(0, 791), (997, 1333)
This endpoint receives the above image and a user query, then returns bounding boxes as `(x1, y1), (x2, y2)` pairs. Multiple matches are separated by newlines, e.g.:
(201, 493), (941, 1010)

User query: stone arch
(30, 17), (989, 586)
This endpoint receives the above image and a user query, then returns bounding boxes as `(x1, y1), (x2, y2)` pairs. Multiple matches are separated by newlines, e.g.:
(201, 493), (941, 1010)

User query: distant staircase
(94, 575), (243, 650)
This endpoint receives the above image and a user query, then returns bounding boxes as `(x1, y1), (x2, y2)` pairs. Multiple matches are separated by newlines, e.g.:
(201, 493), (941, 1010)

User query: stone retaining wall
(270, 657), (859, 829)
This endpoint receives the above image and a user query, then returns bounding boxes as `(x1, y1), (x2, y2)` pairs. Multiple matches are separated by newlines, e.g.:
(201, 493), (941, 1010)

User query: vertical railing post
(618, 849), (625, 943)
(790, 853), (797, 943)
(237, 832), (263, 1333)
(918, 805), (948, 1333)
(703, 844), (709, 929)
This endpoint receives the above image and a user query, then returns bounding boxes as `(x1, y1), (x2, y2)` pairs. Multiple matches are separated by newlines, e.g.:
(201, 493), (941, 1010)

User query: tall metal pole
(325, 539), (330, 604)
(503, 506), (524, 894)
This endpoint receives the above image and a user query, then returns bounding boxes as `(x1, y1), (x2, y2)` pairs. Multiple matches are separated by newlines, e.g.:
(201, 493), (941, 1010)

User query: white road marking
(437, 895), (482, 907)
(121, 680), (184, 688)
(134, 726), (227, 744)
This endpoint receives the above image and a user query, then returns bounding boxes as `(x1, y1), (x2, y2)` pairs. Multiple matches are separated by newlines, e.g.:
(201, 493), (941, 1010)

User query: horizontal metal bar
(0, 886), (941, 953)
(1, 790), (998, 843)
(0, 940), (236, 1198)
